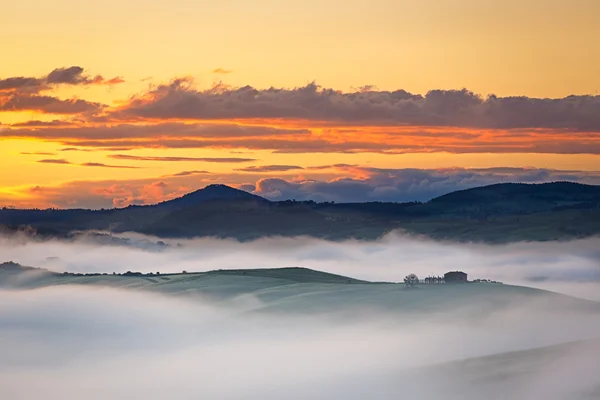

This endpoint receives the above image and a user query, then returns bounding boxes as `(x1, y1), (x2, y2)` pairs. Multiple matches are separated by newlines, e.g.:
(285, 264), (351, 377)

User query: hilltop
(0, 182), (599, 243)
(155, 184), (269, 210)
(1, 263), (598, 315)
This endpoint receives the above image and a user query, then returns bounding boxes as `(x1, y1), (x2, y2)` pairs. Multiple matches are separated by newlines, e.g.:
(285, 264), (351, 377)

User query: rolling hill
(2, 261), (598, 316)
(1, 182), (599, 243)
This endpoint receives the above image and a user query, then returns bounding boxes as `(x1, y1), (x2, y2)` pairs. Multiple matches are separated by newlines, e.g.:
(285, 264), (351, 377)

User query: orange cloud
(4, 120), (600, 154)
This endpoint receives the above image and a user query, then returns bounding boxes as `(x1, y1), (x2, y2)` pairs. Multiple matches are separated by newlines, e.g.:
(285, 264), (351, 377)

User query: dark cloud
(109, 154), (256, 163)
(3, 76), (600, 155)
(12, 120), (76, 128)
(117, 81), (600, 131)
(5, 122), (307, 140)
(35, 159), (138, 169)
(60, 147), (92, 152)
(252, 167), (600, 202)
(46, 67), (90, 84)
(37, 159), (71, 164)
(21, 152), (56, 156)
(0, 66), (124, 95)
(13, 133), (596, 155)
(0, 77), (43, 92)
(307, 164), (358, 170)
(167, 170), (212, 177)
(1, 94), (104, 114)
(80, 162), (140, 169)
(239, 184), (257, 192)
(236, 165), (304, 172)
(104, 77), (126, 85)
(212, 68), (232, 74)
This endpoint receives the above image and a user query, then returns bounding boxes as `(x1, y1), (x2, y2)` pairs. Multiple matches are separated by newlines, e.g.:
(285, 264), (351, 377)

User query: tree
(404, 273), (419, 287)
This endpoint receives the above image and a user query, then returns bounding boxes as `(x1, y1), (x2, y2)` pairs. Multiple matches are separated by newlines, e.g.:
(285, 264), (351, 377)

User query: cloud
(0, 234), (599, 399)
(3, 72), (600, 155)
(0, 66), (124, 94)
(1, 93), (104, 114)
(4, 122), (308, 141)
(35, 159), (139, 170)
(60, 147), (92, 152)
(46, 66), (93, 85)
(12, 120), (76, 128)
(251, 166), (600, 202)
(167, 170), (211, 177)
(21, 152), (56, 156)
(307, 163), (358, 170)
(109, 154), (256, 163)
(3, 166), (600, 209)
(37, 159), (71, 165)
(2, 232), (599, 300)
(0, 281), (597, 399)
(236, 165), (304, 172)
(103, 77), (126, 85)
(0, 76), (44, 92)
(212, 68), (232, 74)
(117, 80), (600, 131)
(6, 121), (599, 154)
(80, 162), (140, 169)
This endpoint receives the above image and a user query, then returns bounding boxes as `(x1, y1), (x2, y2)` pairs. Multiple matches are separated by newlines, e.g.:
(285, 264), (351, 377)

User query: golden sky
(1, 0), (599, 208)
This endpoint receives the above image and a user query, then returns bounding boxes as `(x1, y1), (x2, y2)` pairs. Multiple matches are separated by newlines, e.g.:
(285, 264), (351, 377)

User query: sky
(1, 0), (599, 208)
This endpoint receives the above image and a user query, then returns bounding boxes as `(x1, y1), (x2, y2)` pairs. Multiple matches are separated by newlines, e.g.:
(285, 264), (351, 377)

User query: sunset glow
(2, 0), (599, 208)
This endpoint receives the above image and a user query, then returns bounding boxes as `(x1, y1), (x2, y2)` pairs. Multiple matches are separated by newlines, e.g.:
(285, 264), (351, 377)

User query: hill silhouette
(0, 182), (599, 243)
(155, 184), (269, 210)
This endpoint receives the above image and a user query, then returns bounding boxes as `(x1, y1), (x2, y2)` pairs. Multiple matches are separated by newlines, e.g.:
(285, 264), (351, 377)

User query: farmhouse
(444, 271), (468, 283)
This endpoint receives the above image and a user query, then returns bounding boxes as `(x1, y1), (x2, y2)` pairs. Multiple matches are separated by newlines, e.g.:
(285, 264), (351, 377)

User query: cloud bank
(0, 233), (599, 399)
(2, 232), (599, 300)
(2, 166), (599, 208)
(0, 66), (122, 115)
(2, 71), (599, 154)
(120, 81), (600, 131)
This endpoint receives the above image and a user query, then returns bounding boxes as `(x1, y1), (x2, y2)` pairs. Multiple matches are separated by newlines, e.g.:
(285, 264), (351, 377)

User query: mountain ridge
(0, 182), (598, 243)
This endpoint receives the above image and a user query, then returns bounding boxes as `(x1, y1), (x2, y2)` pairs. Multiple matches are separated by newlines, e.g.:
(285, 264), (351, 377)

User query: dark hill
(0, 262), (53, 283)
(411, 182), (600, 217)
(1, 182), (599, 243)
(431, 182), (600, 207)
(153, 184), (269, 210)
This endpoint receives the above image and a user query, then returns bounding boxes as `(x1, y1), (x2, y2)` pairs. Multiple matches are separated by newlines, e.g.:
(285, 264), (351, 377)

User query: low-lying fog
(1, 232), (599, 399)
(2, 231), (599, 300)
(1, 285), (599, 399)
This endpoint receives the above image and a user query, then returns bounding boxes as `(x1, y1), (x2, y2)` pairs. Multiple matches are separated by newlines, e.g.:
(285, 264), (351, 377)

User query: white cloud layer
(1, 234), (600, 399)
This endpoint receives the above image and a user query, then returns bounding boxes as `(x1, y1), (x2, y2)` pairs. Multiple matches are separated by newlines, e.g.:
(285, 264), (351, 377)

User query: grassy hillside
(2, 263), (598, 316)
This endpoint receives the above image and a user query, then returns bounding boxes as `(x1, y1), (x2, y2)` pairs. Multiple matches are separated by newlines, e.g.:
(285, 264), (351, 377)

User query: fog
(1, 233), (599, 399)
(0, 285), (599, 400)
(1, 231), (599, 300)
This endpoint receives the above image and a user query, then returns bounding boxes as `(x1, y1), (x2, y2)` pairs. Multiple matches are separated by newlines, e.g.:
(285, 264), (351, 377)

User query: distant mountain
(154, 184), (269, 210)
(427, 182), (600, 214)
(1, 182), (599, 243)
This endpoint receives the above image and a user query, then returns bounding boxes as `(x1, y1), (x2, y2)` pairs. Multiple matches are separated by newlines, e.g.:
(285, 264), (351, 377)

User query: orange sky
(1, 0), (599, 208)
